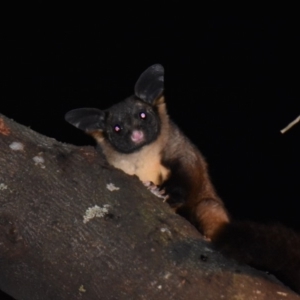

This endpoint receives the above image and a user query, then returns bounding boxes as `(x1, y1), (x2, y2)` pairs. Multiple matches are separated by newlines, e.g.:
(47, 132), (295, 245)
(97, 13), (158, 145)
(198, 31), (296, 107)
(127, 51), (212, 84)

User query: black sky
(1, 13), (300, 298)
(2, 14), (300, 222)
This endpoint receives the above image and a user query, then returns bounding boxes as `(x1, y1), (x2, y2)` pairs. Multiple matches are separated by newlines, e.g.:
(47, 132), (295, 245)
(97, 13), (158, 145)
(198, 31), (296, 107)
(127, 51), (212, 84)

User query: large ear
(134, 64), (164, 104)
(65, 108), (106, 132)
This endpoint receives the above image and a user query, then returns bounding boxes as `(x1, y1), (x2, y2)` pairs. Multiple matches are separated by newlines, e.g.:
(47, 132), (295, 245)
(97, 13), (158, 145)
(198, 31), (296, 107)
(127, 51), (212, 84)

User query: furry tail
(212, 221), (300, 293)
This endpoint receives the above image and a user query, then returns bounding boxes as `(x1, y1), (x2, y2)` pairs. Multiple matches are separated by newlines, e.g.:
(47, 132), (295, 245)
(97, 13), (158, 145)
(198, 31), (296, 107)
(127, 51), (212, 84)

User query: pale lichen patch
(33, 155), (44, 164)
(9, 142), (24, 151)
(106, 183), (120, 191)
(203, 247), (214, 253)
(0, 183), (8, 190)
(160, 227), (172, 237)
(33, 155), (45, 169)
(83, 204), (110, 224)
(78, 285), (86, 293)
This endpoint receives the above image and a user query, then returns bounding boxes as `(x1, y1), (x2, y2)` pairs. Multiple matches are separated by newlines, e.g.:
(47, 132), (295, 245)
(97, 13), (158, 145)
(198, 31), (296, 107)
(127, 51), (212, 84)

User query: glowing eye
(114, 125), (121, 133)
(139, 112), (147, 119)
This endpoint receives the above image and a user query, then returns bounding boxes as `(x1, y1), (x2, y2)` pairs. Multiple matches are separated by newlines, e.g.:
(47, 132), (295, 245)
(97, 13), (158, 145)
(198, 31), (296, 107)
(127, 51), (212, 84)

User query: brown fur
(91, 96), (229, 239)
(162, 117), (229, 239)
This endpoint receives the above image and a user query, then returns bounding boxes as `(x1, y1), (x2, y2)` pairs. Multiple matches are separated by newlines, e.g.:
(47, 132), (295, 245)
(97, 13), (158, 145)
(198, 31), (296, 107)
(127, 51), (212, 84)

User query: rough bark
(0, 113), (299, 300)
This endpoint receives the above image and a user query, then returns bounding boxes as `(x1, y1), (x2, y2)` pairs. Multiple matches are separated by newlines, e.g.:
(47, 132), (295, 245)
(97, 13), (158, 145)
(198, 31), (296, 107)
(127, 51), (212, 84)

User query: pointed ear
(65, 108), (106, 132)
(134, 64), (164, 104)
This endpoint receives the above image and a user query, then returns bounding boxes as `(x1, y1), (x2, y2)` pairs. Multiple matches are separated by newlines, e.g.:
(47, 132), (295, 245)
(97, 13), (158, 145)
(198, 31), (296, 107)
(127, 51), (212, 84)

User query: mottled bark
(0, 114), (299, 300)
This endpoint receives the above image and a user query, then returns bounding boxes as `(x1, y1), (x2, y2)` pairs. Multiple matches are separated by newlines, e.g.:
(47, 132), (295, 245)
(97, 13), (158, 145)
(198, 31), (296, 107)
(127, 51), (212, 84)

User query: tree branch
(0, 114), (299, 300)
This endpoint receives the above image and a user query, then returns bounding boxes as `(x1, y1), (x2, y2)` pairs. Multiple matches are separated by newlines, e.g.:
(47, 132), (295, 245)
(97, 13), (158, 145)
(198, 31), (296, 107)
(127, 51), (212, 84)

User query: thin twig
(280, 115), (300, 134)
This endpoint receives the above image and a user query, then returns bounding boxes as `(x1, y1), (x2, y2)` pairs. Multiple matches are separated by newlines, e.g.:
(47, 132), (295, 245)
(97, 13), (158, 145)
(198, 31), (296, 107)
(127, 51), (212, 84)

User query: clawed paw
(143, 181), (169, 202)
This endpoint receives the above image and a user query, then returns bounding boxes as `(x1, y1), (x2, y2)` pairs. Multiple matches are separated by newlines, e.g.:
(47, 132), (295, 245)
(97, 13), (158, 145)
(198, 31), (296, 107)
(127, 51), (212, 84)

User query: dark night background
(1, 12), (300, 299)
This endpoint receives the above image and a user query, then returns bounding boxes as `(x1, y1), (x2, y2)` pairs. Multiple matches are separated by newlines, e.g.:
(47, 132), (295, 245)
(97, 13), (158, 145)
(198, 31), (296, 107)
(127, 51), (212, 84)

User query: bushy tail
(212, 221), (300, 293)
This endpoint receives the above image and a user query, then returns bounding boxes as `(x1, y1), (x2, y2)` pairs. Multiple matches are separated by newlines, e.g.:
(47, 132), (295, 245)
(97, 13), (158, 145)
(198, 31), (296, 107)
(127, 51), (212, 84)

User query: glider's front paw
(143, 181), (169, 202)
